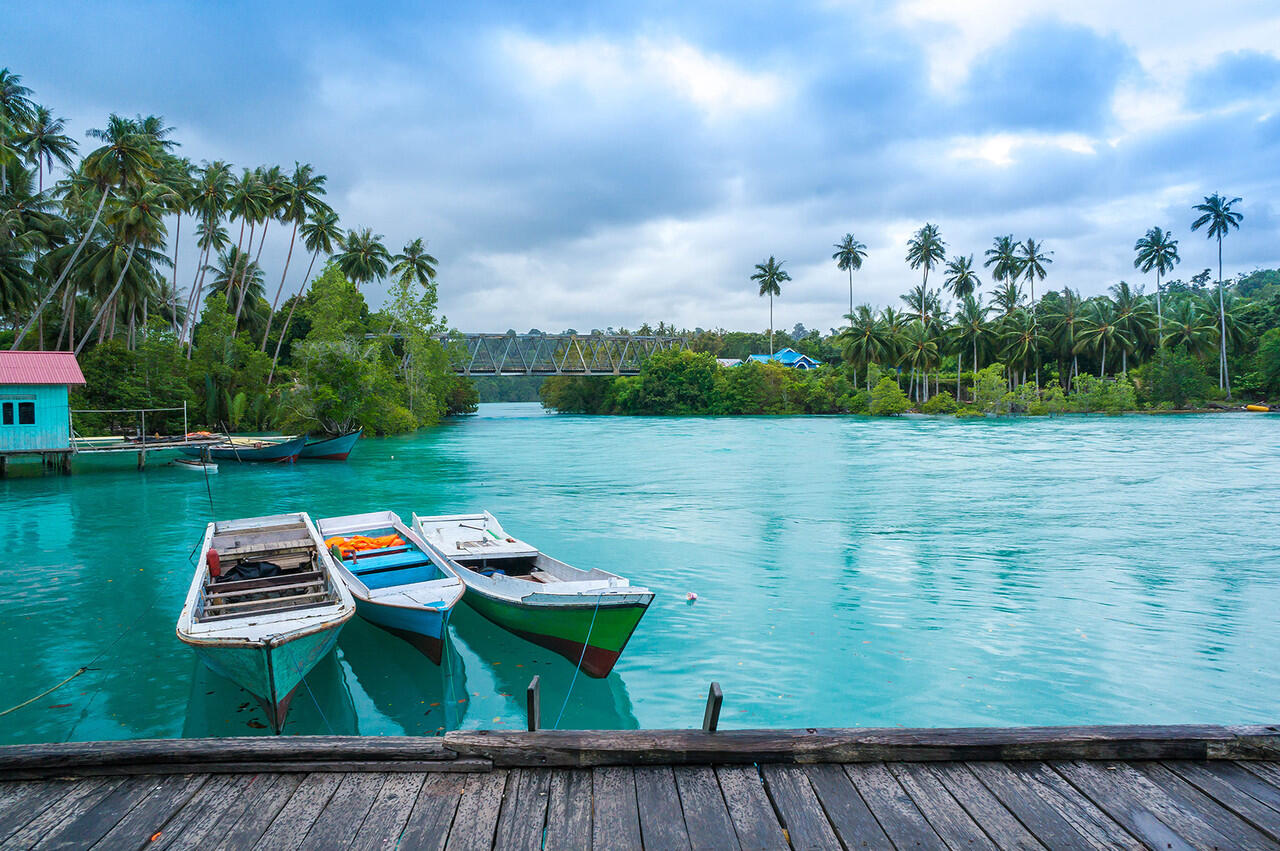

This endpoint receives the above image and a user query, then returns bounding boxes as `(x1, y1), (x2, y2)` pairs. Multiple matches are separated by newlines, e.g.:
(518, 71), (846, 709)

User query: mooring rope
(0, 668), (89, 717)
(552, 592), (603, 730)
(300, 673), (334, 735)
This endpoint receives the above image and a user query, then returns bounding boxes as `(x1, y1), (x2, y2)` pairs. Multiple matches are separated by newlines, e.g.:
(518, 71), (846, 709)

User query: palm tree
(1000, 310), (1046, 387)
(1017, 238), (1052, 385)
(269, 208), (344, 382)
(1075, 300), (1132, 379)
(983, 235), (1023, 284)
(11, 114), (157, 349)
(226, 168), (270, 329)
(944, 254), (979, 301)
(1161, 298), (1218, 359)
(17, 106), (77, 192)
(991, 280), (1024, 319)
(906, 223), (946, 290)
(950, 294), (991, 400)
(0, 69), (35, 193)
(1108, 280), (1155, 372)
(836, 304), (885, 390)
(180, 160), (231, 350)
(1191, 193), (1243, 395)
(898, 321), (938, 402)
(831, 233), (867, 320)
(338, 227), (392, 287)
(391, 237), (438, 287)
(1045, 288), (1085, 390)
(879, 306), (909, 373)
(1133, 226), (1179, 334)
(161, 157), (195, 333)
(237, 164), (287, 327)
(261, 162), (328, 349)
(750, 256), (790, 355)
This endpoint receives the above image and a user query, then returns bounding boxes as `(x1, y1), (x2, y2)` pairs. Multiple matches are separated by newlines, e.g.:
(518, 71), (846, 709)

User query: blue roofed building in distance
(744, 348), (821, 370)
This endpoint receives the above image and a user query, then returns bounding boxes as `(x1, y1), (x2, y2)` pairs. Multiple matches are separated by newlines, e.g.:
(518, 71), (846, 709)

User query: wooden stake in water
(703, 682), (723, 732)
(527, 675), (541, 731)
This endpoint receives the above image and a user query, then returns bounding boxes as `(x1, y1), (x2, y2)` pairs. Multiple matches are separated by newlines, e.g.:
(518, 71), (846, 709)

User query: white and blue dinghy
(176, 512), (355, 733)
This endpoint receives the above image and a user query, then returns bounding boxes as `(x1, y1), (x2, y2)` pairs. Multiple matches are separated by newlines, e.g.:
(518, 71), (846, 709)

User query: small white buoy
(686, 592), (698, 603)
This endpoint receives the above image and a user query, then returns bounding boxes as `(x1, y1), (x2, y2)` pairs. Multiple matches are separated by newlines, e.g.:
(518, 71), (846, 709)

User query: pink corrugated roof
(0, 351), (86, 385)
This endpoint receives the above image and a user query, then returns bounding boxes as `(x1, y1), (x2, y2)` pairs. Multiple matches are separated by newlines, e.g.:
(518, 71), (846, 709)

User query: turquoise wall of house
(0, 385), (72, 452)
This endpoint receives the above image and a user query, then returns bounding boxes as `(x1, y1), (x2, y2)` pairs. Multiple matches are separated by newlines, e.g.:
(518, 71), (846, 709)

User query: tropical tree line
(0, 67), (474, 433)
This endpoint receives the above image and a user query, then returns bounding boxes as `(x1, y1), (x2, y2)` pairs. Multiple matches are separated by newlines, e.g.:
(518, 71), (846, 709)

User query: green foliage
(869, 376), (911, 416)
(304, 262), (366, 341)
(71, 321), (194, 434)
(1071, 374), (1137, 414)
(972, 364), (1007, 412)
(921, 390), (958, 414)
(954, 406), (985, 418)
(1134, 347), (1212, 408)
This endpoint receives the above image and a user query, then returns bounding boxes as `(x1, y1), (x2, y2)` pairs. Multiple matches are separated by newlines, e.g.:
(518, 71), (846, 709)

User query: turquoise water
(1, 403), (1278, 743)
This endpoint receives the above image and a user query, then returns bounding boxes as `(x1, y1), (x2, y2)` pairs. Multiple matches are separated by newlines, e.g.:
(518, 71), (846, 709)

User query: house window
(1, 403), (11, 426)
(17, 402), (35, 425)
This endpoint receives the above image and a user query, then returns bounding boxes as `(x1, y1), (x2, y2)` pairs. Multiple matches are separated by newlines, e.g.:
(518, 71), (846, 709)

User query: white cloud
(499, 32), (788, 119)
(948, 132), (1098, 167)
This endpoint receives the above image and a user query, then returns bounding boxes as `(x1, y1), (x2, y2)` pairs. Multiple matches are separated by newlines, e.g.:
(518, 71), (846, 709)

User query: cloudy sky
(6, 1), (1279, 334)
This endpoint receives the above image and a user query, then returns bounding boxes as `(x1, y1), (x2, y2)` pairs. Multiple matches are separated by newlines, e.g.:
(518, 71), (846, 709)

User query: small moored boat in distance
(317, 510), (465, 664)
(178, 434), (307, 464)
(413, 511), (653, 678)
(176, 512), (355, 733)
(300, 428), (363, 460)
(173, 457), (218, 474)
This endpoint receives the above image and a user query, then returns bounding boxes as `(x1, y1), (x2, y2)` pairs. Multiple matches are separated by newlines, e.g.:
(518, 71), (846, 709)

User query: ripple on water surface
(0, 404), (1278, 742)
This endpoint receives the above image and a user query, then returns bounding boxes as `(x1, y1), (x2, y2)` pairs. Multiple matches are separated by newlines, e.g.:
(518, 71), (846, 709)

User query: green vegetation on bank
(1, 68), (474, 435)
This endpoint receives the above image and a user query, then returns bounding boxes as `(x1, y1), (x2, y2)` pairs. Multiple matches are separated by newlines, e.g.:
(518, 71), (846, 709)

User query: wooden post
(0, 456), (6, 479)
(702, 682), (723, 732)
(137, 450), (145, 470)
(526, 676), (541, 732)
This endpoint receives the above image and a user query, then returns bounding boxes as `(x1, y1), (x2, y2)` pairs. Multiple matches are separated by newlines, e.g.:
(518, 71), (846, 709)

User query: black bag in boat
(221, 560), (282, 582)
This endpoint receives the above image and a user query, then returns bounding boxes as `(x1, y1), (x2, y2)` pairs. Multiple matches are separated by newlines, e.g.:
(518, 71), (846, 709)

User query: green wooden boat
(412, 511), (652, 677)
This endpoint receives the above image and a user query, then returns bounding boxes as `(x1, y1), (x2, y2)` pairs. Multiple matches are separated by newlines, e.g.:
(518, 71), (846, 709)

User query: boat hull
(179, 435), (306, 463)
(300, 429), (362, 460)
(187, 623), (343, 732)
(463, 591), (649, 678)
(354, 597), (450, 665)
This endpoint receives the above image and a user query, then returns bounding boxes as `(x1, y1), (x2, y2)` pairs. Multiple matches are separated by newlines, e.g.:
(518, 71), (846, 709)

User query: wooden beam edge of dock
(0, 723), (1275, 777)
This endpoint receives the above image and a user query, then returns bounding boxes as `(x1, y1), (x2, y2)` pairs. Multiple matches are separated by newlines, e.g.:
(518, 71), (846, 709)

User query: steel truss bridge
(442, 333), (688, 376)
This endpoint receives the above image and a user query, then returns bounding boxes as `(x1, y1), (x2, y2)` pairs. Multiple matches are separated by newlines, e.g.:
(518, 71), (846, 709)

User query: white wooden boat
(176, 512), (355, 733)
(316, 510), (465, 664)
(173, 458), (217, 474)
(412, 512), (652, 677)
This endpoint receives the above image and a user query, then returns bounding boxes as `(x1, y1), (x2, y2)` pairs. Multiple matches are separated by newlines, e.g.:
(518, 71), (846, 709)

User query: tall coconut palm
(226, 168), (270, 328)
(1191, 193), (1243, 395)
(950, 293), (991, 400)
(1133, 226), (1179, 334)
(1161, 298), (1218, 359)
(235, 164), (287, 327)
(1045, 288), (1085, 390)
(983, 235), (1023, 284)
(836, 304), (885, 390)
(391, 237), (438, 288)
(750, 256), (789, 355)
(1108, 280), (1155, 372)
(1074, 299), (1132, 379)
(0, 69), (35, 193)
(16, 106), (76, 192)
(338, 227), (392, 288)
(1000, 310), (1046, 387)
(12, 114), (157, 349)
(832, 233), (867, 320)
(991, 280), (1024, 319)
(180, 160), (231, 350)
(1017, 238), (1051, 385)
(944, 254), (980, 301)
(261, 163), (328, 349)
(906, 223), (946, 290)
(269, 208), (344, 381)
(161, 156), (195, 333)
(879, 306), (909, 371)
(898, 321), (938, 402)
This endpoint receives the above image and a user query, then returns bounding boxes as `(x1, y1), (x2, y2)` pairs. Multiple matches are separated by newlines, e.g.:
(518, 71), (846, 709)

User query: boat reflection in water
(336, 617), (469, 735)
(182, 650), (359, 737)
(449, 605), (639, 731)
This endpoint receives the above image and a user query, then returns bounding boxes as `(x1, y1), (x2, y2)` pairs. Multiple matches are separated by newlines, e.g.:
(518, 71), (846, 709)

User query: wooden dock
(0, 725), (1277, 848)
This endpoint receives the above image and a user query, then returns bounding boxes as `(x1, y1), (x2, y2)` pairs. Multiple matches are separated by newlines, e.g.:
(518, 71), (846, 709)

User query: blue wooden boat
(178, 434), (307, 464)
(300, 428), (362, 460)
(176, 512), (356, 733)
(317, 510), (465, 664)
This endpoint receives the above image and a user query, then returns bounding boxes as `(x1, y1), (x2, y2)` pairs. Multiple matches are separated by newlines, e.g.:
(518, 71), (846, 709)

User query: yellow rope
(0, 667), (89, 717)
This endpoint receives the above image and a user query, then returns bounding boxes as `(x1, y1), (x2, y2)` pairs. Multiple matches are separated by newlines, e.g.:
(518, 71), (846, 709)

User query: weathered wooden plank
(348, 773), (427, 851)
(714, 766), (787, 851)
(493, 768), (552, 851)
(0, 779), (79, 839)
(1208, 762), (1280, 813)
(544, 769), (592, 851)
(252, 773), (344, 850)
(34, 775), (168, 850)
(1006, 762), (1144, 850)
(442, 724), (1280, 767)
(758, 764), (838, 849)
(1051, 760), (1260, 851)
(965, 762), (1102, 851)
(150, 774), (250, 851)
(206, 774), (305, 851)
(674, 766), (739, 851)
(90, 774), (208, 850)
(298, 772), (388, 849)
(888, 762), (998, 850)
(1243, 761), (1280, 789)
(592, 766), (642, 851)
(802, 764), (889, 849)
(843, 763), (947, 850)
(926, 763), (1044, 850)
(3, 778), (119, 849)
(1131, 761), (1280, 848)
(1161, 761), (1280, 842)
(397, 773), (467, 851)
(635, 766), (692, 850)
(0, 736), (455, 774)
(443, 770), (508, 851)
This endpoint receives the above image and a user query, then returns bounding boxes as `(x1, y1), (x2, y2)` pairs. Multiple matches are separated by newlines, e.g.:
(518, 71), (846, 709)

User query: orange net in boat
(325, 533), (406, 558)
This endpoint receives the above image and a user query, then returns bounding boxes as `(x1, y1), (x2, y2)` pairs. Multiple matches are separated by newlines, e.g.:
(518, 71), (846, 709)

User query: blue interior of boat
(341, 527), (444, 590)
